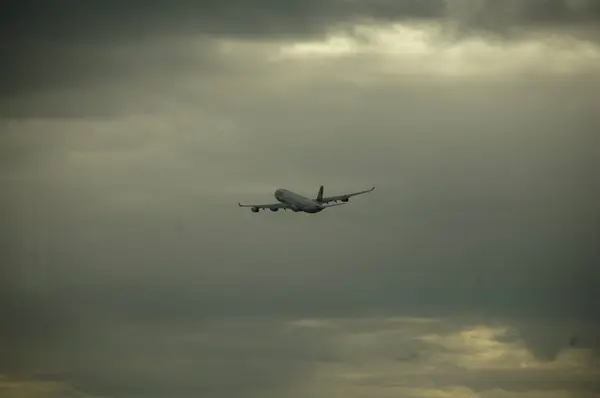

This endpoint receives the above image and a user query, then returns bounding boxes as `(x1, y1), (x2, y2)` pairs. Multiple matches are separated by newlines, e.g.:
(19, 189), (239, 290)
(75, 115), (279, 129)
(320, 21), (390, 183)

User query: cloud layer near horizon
(1, 1), (599, 397)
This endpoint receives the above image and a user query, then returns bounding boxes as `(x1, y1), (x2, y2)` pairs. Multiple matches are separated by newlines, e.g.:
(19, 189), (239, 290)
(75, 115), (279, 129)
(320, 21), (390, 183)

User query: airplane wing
(237, 202), (293, 210)
(320, 186), (375, 204)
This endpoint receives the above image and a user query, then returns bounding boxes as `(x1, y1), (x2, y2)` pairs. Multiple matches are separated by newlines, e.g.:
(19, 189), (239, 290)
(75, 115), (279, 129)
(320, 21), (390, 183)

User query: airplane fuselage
(238, 184), (373, 214)
(274, 189), (323, 213)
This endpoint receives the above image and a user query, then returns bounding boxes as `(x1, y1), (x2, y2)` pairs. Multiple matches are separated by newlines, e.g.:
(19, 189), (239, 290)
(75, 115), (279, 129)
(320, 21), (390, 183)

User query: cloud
(3, 21), (600, 118)
(3, 0), (600, 100)
(2, 317), (598, 397)
(2, 32), (598, 325)
(3, 0), (600, 41)
(2, 2), (599, 397)
(0, 317), (328, 397)
(0, 375), (90, 398)
(276, 22), (600, 77)
(288, 316), (600, 397)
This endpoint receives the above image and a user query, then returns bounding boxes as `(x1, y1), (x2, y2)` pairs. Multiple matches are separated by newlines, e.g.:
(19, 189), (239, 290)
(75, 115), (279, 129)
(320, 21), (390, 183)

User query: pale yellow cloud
(287, 319), (338, 329)
(0, 376), (92, 398)
(271, 22), (600, 77)
(285, 317), (599, 398)
(418, 325), (598, 372)
(417, 325), (537, 370)
(384, 386), (597, 398)
(298, 378), (598, 398)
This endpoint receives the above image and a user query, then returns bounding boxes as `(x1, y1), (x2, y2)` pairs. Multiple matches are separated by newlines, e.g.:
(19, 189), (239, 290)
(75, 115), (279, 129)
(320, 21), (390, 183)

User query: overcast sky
(1, 1), (599, 397)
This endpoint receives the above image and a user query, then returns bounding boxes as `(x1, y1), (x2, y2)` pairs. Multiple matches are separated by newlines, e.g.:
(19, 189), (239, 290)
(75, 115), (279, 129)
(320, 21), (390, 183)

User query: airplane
(238, 185), (375, 214)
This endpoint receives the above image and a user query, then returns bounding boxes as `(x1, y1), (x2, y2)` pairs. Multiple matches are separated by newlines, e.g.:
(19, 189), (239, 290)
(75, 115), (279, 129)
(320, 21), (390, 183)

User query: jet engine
(251, 207), (259, 213)
(270, 208), (279, 212)
(341, 198), (349, 202)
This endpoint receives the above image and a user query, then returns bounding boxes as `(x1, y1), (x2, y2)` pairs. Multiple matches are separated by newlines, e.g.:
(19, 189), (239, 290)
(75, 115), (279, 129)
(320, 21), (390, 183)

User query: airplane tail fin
(316, 185), (324, 202)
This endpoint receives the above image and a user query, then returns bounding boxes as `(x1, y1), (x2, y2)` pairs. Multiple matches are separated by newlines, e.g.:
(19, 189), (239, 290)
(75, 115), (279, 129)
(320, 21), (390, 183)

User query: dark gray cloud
(3, 0), (600, 41)
(3, 0), (600, 99)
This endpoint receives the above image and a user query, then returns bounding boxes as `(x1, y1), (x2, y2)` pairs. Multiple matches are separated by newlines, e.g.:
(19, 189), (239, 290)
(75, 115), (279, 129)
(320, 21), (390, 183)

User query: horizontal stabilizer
(321, 202), (347, 208)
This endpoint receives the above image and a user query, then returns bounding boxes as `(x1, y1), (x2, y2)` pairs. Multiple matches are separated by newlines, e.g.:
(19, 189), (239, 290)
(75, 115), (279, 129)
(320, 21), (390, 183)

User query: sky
(1, 0), (599, 397)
